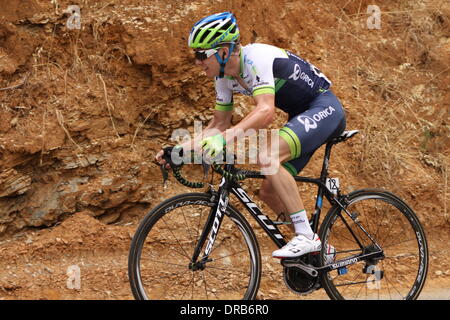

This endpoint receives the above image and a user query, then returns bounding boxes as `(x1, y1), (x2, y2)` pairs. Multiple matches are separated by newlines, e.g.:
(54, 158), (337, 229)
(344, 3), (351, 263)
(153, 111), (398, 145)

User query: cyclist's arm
(181, 76), (234, 151)
(223, 93), (275, 143)
(206, 109), (233, 132)
(155, 77), (234, 166)
(179, 108), (233, 152)
(221, 47), (277, 141)
(155, 108), (232, 166)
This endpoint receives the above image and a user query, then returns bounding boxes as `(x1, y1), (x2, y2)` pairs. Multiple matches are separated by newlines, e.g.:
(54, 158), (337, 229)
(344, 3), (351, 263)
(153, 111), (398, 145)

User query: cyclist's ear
(219, 46), (229, 59)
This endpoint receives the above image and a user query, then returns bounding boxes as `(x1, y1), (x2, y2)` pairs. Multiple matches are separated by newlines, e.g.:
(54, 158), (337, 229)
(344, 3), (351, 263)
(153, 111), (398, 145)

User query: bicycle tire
(318, 188), (428, 300)
(128, 192), (262, 300)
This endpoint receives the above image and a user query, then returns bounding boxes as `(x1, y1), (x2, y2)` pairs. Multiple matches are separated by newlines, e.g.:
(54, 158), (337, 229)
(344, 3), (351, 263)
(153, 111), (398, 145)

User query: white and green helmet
(188, 12), (240, 49)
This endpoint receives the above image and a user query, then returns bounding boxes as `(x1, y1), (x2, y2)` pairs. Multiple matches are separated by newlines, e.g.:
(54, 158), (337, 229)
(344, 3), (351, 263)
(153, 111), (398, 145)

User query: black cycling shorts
(278, 90), (346, 175)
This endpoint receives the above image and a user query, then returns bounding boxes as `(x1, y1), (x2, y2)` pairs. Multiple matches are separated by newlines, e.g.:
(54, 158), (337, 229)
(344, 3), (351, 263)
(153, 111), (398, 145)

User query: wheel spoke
(160, 216), (192, 259)
(206, 264), (251, 277)
(129, 194), (260, 300)
(212, 249), (248, 261)
(320, 191), (428, 300)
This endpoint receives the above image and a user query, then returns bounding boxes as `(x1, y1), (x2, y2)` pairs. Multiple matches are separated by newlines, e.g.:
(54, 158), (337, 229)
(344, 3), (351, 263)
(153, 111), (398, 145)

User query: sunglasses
(194, 47), (222, 61)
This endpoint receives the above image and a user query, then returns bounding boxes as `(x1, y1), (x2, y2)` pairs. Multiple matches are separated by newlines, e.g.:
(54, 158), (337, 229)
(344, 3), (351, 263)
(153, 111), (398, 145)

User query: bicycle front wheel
(128, 192), (261, 300)
(319, 189), (428, 300)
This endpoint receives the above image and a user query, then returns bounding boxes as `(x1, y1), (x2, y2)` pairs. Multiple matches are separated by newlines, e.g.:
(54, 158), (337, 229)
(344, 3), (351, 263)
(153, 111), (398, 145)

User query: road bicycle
(128, 130), (428, 300)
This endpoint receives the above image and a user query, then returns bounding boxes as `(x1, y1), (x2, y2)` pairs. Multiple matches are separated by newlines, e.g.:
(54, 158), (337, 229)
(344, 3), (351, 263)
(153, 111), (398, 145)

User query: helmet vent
(198, 29), (212, 44)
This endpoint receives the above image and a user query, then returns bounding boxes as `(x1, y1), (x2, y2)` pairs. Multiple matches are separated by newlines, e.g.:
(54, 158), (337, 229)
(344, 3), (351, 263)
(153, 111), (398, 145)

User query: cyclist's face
(194, 48), (225, 78)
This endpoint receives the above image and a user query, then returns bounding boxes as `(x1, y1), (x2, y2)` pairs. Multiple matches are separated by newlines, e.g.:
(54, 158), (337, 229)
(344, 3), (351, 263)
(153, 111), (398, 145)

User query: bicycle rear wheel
(128, 192), (261, 300)
(319, 189), (428, 300)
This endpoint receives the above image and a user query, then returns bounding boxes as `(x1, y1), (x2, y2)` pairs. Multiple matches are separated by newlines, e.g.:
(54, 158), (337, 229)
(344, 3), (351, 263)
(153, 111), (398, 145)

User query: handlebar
(160, 148), (248, 188)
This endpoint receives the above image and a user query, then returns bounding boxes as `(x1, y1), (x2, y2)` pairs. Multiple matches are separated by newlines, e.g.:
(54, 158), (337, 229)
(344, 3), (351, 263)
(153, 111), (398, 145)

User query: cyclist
(156, 12), (346, 259)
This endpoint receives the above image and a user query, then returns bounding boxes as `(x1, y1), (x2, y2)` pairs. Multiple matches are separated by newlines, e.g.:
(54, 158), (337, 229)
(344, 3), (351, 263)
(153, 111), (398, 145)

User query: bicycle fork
(189, 180), (230, 270)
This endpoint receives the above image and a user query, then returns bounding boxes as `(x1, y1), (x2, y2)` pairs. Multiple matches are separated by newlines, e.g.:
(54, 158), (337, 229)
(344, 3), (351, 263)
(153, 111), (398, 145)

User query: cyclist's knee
(257, 149), (270, 167)
(257, 153), (281, 176)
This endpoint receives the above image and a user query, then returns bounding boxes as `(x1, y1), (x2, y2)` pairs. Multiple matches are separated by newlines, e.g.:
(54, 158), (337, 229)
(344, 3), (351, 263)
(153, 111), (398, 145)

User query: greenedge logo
(211, 28), (238, 48)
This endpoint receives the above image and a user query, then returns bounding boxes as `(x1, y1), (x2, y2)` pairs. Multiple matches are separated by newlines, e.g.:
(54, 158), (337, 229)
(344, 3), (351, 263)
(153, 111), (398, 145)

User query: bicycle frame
(190, 141), (384, 271)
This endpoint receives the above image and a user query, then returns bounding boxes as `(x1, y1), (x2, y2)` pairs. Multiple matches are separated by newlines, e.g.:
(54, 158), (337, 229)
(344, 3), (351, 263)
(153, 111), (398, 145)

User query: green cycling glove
(201, 134), (226, 158)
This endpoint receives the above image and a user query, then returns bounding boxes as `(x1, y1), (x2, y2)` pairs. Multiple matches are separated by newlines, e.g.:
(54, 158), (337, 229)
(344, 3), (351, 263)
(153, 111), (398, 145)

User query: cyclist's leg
(266, 91), (346, 257)
(260, 90), (346, 217)
(258, 151), (311, 232)
(257, 135), (304, 216)
(257, 126), (316, 249)
(258, 172), (296, 233)
(281, 90), (346, 176)
(258, 179), (288, 218)
(258, 151), (314, 226)
(259, 138), (321, 258)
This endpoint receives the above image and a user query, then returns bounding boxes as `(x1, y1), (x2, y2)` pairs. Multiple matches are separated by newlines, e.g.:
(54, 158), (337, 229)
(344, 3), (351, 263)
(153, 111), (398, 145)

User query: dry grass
(55, 108), (82, 152)
(130, 110), (155, 151)
(97, 73), (121, 139)
(322, 2), (447, 174)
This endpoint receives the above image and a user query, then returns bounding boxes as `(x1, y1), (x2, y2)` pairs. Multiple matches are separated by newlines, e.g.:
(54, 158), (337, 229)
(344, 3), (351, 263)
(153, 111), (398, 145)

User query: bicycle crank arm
(281, 259), (319, 277)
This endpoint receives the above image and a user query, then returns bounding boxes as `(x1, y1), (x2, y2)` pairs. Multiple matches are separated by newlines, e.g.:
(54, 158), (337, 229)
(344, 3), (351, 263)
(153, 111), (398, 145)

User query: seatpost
(320, 141), (334, 182)
(310, 141), (334, 232)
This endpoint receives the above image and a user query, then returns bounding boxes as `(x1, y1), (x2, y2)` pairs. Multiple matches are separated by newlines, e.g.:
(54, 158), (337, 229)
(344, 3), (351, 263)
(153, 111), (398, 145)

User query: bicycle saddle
(330, 130), (359, 144)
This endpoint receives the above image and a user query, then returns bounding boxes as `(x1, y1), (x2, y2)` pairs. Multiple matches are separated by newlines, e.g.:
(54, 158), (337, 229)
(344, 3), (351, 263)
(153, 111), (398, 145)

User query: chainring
(282, 254), (321, 295)
(283, 266), (320, 295)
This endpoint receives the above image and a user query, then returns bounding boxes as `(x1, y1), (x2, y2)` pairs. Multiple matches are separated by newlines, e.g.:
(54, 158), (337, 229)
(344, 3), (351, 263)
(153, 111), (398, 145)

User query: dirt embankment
(0, 0), (448, 299)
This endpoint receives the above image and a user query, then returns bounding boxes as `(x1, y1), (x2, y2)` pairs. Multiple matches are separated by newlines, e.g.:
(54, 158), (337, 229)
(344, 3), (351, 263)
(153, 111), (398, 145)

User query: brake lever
(160, 146), (177, 189)
(160, 164), (169, 189)
(202, 162), (210, 178)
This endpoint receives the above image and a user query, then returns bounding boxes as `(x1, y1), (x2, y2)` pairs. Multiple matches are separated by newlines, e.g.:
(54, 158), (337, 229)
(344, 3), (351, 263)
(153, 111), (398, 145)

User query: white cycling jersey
(214, 43), (332, 116)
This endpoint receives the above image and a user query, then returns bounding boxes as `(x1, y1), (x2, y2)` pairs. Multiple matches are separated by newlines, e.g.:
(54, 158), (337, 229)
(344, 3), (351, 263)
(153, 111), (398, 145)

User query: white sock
(290, 209), (314, 239)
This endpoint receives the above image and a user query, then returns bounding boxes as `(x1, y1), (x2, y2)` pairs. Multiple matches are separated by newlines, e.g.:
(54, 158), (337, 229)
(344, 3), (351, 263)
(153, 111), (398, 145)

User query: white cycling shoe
(272, 233), (322, 259)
